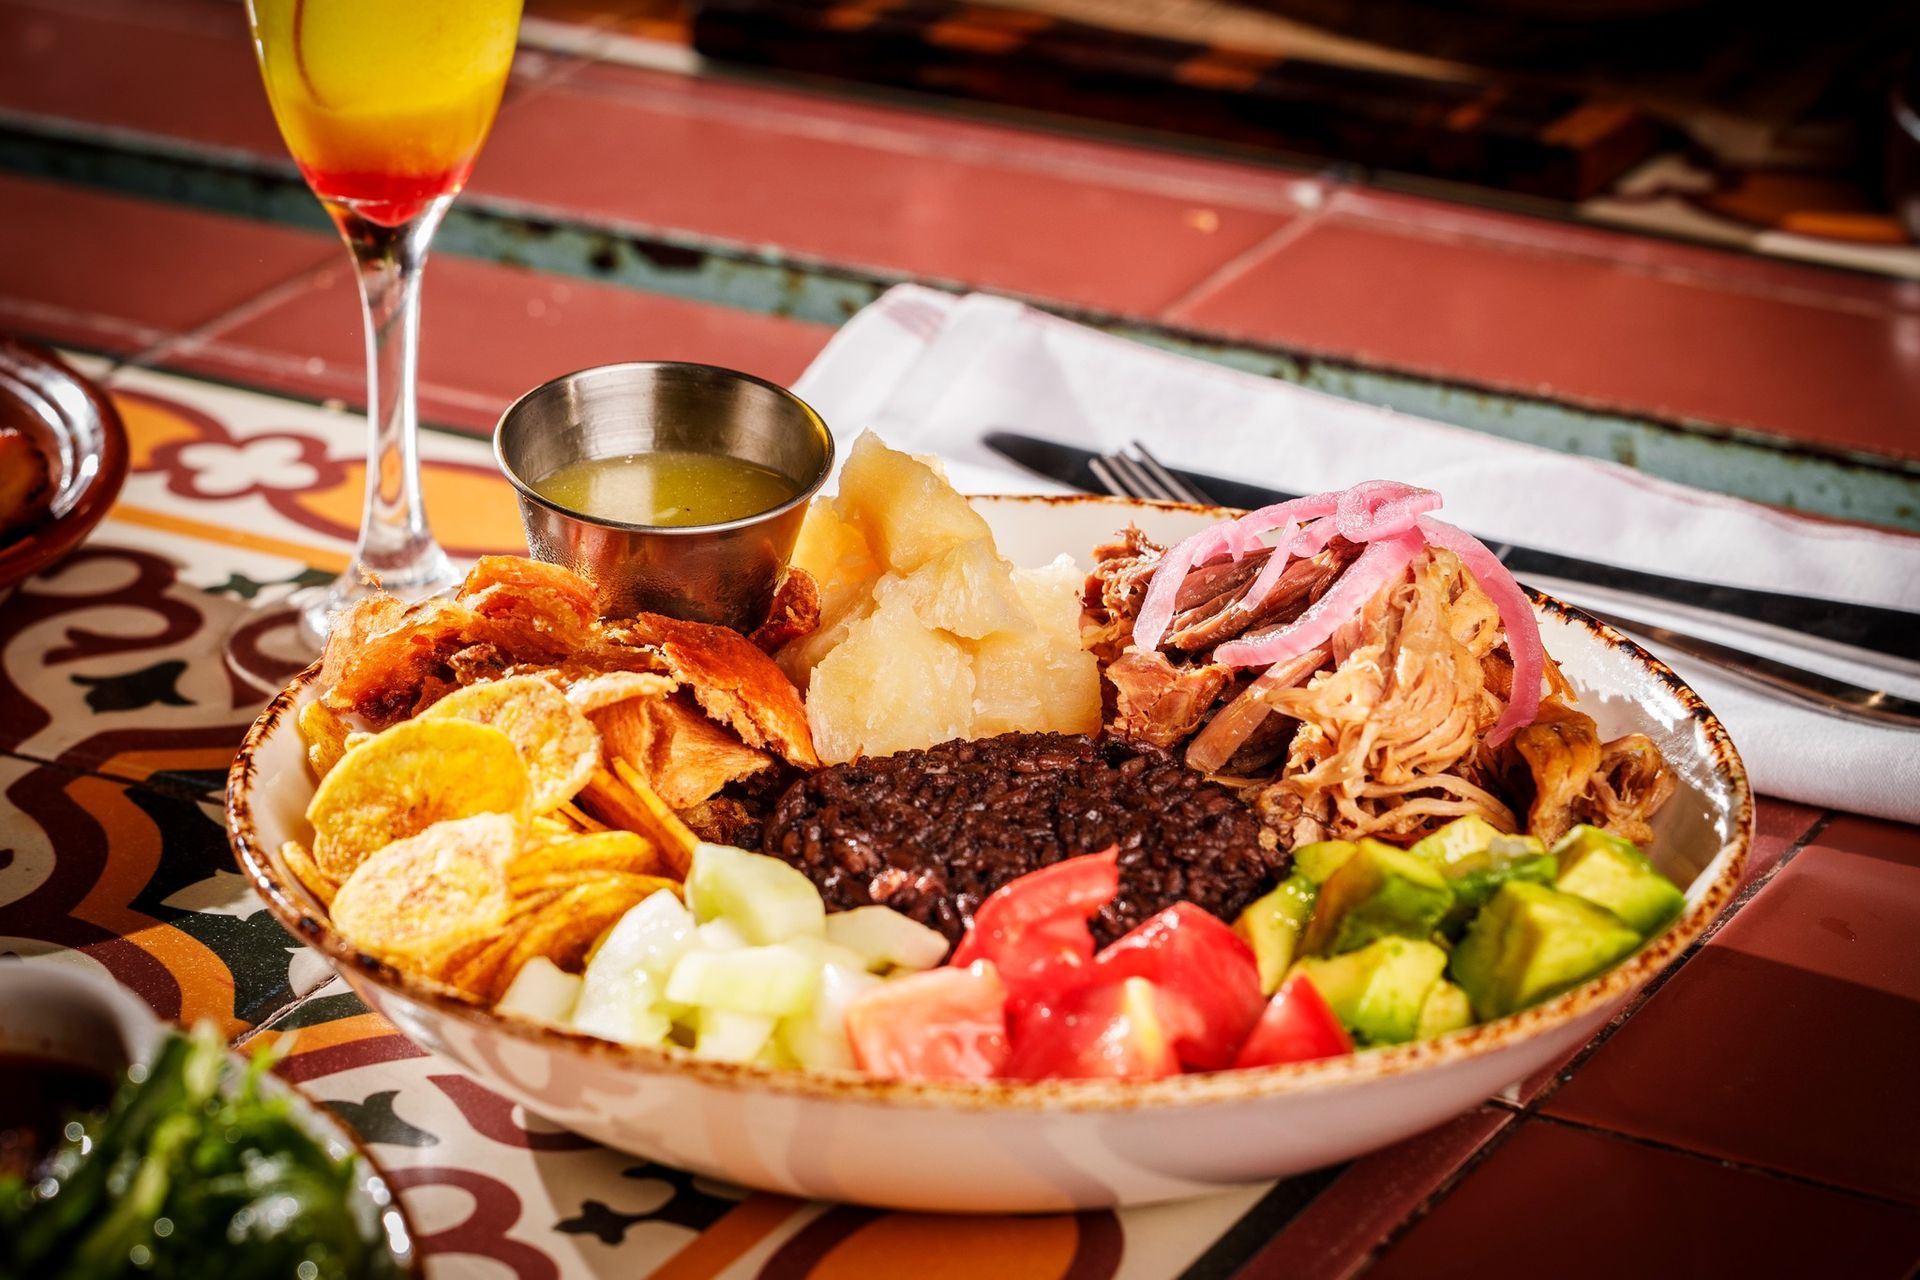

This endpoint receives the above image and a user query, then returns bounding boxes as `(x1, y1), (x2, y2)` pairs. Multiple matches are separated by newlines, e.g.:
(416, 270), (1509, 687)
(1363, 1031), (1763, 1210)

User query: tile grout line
(115, 256), (342, 378)
(1344, 810), (1844, 1276)
(1160, 203), (1326, 319)
(1524, 1112), (1920, 1211)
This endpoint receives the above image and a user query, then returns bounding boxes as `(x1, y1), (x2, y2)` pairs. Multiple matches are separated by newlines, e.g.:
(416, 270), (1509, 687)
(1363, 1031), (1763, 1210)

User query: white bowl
(227, 495), (1752, 1214)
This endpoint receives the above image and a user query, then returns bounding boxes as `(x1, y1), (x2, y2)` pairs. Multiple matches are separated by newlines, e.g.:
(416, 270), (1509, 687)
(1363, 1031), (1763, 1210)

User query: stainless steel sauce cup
(494, 362), (833, 631)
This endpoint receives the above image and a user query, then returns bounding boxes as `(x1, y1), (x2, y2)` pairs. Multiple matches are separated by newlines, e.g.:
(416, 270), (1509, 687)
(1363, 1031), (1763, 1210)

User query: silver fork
(1093, 442), (1920, 729)
(1090, 444), (1211, 506)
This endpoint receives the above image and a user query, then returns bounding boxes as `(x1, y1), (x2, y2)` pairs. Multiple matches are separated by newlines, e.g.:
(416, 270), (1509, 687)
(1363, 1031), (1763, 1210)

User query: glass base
(221, 553), (461, 697)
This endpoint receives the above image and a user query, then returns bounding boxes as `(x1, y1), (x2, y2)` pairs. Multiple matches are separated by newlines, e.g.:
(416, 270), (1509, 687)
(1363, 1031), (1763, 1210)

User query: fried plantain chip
(307, 718), (531, 883)
(298, 700), (354, 780)
(506, 868), (679, 904)
(280, 839), (338, 910)
(329, 813), (516, 966)
(507, 830), (672, 883)
(441, 931), (521, 999)
(421, 674), (601, 814)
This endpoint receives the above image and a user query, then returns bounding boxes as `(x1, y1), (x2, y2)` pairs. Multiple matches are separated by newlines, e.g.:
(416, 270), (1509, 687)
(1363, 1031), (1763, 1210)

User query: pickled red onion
(1132, 525), (1233, 652)
(1133, 494), (1337, 652)
(1223, 493), (1341, 556)
(1234, 513), (1341, 621)
(1211, 531), (1425, 668)
(1416, 516), (1542, 745)
(1336, 480), (1441, 542)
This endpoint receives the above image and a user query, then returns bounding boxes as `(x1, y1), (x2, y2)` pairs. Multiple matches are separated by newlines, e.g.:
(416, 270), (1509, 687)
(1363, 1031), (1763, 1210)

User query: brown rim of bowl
(0, 341), (130, 589)
(227, 495), (1753, 1114)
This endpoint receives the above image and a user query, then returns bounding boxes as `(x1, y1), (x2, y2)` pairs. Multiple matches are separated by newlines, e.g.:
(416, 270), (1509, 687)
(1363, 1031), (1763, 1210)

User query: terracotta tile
(0, 172), (336, 356)
(0, 0), (286, 159)
(1541, 946), (1920, 1204)
(160, 254), (836, 435)
(1367, 1120), (1920, 1279)
(1710, 821), (1920, 1004)
(1740, 798), (1829, 887)
(1167, 216), (1920, 462)
(1323, 187), (1915, 312)
(1805, 813), (1920, 872)
(471, 63), (1301, 317)
(1236, 1106), (1511, 1280)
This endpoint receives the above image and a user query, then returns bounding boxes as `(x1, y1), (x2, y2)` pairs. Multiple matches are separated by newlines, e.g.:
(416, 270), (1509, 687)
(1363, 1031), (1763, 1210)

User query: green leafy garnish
(0, 1024), (403, 1280)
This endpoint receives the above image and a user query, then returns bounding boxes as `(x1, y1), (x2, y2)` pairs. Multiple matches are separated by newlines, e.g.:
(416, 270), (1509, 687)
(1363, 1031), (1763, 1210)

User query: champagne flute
(229, 0), (523, 688)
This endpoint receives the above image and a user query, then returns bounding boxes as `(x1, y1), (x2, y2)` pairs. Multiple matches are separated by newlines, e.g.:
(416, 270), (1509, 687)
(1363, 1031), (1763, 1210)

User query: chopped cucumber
(694, 1009), (777, 1062)
(665, 944), (821, 1017)
(588, 889), (695, 978)
(696, 919), (750, 952)
(497, 956), (582, 1026)
(687, 843), (827, 944)
(571, 966), (671, 1047)
(823, 905), (951, 972)
(780, 961), (883, 1071)
(794, 937), (877, 973)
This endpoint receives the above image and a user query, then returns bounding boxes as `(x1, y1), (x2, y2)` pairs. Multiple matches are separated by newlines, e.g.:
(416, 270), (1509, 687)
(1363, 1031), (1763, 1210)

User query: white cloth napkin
(795, 285), (1920, 824)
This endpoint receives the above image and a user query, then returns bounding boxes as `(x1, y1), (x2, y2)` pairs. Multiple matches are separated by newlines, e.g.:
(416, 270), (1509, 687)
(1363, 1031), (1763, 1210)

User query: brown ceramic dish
(0, 340), (128, 592)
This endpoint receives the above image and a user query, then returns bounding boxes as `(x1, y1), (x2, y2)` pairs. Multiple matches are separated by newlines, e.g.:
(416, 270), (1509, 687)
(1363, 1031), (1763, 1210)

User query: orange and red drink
(246, 0), (522, 225)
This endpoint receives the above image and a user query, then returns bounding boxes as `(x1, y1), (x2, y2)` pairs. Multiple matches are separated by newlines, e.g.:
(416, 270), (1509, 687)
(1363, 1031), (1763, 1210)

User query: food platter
(228, 492), (1752, 1214)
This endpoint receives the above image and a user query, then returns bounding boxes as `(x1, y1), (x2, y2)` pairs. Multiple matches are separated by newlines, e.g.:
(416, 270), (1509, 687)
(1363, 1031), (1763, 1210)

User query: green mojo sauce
(533, 450), (798, 527)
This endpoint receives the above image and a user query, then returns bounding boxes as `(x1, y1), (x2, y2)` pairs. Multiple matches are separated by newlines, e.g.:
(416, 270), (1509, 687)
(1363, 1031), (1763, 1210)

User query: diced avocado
(1553, 825), (1686, 937)
(1301, 839), (1455, 957)
(1415, 980), (1473, 1038)
(1292, 937), (1449, 1045)
(1449, 881), (1643, 1020)
(1438, 852), (1558, 939)
(1293, 840), (1358, 884)
(1235, 875), (1318, 994)
(1407, 815), (1504, 870)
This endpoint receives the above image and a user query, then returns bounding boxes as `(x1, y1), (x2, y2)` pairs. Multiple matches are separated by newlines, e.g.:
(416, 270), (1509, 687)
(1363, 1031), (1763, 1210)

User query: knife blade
(983, 430), (1920, 664)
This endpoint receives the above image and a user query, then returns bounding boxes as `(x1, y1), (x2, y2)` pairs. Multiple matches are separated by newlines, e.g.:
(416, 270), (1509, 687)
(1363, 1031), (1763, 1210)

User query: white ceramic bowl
(227, 495), (1752, 1214)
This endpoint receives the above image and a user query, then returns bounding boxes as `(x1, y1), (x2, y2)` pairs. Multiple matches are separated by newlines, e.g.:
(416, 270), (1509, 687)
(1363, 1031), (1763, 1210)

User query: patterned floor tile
(0, 752), (330, 1037)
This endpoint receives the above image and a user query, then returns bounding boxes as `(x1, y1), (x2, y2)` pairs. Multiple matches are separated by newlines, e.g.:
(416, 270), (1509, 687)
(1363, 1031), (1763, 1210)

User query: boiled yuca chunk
(807, 592), (977, 763)
(784, 434), (1101, 762)
(834, 432), (993, 573)
(873, 538), (1029, 640)
(972, 557), (1100, 737)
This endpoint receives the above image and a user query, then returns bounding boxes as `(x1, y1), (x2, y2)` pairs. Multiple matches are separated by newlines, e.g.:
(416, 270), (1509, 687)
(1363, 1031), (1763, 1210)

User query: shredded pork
(1084, 524), (1673, 850)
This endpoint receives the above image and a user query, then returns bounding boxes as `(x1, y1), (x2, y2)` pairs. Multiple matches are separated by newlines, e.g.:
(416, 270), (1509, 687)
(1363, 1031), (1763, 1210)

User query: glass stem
(304, 196), (459, 642)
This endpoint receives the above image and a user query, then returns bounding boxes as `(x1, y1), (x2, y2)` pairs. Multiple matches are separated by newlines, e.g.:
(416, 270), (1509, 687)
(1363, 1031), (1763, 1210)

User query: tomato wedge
(1003, 977), (1180, 1081)
(845, 961), (1010, 1081)
(1232, 973), (1353, 1069)
(1091, 903), (1264, 1071)
(950, 848), (1119, 1006)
